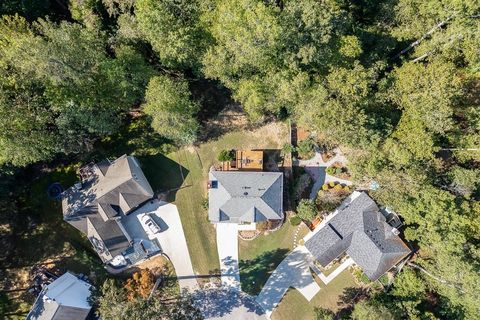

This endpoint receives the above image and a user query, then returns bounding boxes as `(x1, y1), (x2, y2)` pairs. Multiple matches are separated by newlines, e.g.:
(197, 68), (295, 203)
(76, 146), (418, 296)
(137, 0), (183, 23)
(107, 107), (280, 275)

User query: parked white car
(139, 213), (162, 237)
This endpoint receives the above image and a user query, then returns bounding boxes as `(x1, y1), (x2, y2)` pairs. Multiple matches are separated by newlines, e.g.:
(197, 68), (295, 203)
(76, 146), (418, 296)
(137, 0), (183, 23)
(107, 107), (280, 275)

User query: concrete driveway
(122, 200), (199, 292)
(256, 246), (320, 319)
(216, 223), (241, 290)
(195, 288), (266, 320)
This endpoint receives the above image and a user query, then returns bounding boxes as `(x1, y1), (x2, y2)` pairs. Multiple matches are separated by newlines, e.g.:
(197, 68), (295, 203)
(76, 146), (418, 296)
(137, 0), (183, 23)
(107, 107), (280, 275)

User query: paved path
(256, 246), (320, 319)
(216, 223), (241, 290)
(310, 258), (355, 285)
(123, 200), (199, 292)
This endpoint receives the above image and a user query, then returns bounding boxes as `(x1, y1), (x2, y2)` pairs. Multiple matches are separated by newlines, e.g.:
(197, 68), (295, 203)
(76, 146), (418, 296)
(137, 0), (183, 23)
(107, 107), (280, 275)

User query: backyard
(172, 121), (290, 278)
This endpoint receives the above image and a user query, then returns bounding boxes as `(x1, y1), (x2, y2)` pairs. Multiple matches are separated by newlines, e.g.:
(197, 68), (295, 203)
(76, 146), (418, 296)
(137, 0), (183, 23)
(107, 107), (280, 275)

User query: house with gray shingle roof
(304, 191), (410, 281)
(208, 171), (283, 223)
(62, 155), (156, 265)
(27, 272), (92, 320)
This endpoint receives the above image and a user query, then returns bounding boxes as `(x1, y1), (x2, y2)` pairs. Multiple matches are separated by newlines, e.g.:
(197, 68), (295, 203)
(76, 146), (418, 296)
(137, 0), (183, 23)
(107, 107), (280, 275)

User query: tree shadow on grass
(239, 248), (289, 296)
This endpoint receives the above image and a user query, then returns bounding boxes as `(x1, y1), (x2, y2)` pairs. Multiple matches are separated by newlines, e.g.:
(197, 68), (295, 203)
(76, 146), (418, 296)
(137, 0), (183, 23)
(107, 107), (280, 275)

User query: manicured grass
(167, 122), (290, 278)
(271, 268), (359, 320)
(238, 222), (310, 295)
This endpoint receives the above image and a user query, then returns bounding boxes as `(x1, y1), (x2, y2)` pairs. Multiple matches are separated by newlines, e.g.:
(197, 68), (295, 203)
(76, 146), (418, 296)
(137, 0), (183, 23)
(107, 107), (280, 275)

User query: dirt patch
(123, 255), (171, 278)
(297, 127), (311, 141)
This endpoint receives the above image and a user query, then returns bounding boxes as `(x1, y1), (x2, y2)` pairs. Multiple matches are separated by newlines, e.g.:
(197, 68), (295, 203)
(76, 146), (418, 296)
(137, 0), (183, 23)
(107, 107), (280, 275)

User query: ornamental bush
(290, 215), (302, 226)
(296, 199), (317, 221)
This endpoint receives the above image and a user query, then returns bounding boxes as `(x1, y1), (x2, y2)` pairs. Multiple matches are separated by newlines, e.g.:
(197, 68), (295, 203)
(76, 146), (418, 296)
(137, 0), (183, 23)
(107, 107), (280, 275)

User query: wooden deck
(222, 150), (264, 171)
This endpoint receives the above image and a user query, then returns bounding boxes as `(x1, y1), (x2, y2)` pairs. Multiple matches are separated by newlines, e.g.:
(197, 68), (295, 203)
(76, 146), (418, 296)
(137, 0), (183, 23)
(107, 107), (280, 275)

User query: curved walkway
(256, 246), (320, 319)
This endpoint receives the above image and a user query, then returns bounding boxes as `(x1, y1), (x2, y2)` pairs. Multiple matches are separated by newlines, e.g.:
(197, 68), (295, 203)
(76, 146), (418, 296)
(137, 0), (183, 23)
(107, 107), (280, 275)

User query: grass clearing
(271, 268), (359, 320)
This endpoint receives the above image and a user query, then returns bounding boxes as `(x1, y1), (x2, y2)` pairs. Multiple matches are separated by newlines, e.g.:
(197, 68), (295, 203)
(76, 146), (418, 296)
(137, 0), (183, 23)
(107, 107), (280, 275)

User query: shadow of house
(239, 249), (290, 295)
(136, 153), (189, 203)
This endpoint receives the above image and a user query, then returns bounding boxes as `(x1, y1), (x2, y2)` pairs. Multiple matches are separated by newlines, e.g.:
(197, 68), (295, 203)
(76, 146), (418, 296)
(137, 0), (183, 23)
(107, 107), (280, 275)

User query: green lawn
(168, 123), (289, 278)
(238, 222), (310, 295)
(272, 268), (359, 320)
(3, 117), (289, 316)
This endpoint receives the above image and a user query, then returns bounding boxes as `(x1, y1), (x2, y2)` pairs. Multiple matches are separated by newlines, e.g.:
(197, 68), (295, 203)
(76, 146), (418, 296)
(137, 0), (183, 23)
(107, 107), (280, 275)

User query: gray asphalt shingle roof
(305, 192), (410, 281)
(208, 171), (283, 223)
(27, 272), (92, 320)
(62, 155), (153, 262)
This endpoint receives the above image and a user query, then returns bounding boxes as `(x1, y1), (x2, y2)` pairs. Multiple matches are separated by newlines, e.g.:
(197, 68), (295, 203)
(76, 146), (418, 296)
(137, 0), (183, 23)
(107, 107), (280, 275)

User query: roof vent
(243, 192), (248, 196)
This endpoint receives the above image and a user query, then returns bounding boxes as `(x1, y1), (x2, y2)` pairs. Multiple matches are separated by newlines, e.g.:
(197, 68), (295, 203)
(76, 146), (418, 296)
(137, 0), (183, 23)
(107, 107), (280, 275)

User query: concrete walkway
(123, 200), (199, 292)
(216, 223), (241, 290)
(310, 258), (355, 285)
(256, 246), (320, 319)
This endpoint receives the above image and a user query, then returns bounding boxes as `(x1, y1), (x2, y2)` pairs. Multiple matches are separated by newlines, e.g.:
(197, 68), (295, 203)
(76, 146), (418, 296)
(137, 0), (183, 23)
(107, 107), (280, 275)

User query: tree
(296, 199), (317, 221)
(202, 0), (282, 89)
(0, 15), (154, 165)
(143, 75), (199, 145)
(296, 138), (315, 159)
(124, 269), (155, 301)
(135, 0), (207, 70)
(351, 300), (396, 320)
(96, 278), (202, 320)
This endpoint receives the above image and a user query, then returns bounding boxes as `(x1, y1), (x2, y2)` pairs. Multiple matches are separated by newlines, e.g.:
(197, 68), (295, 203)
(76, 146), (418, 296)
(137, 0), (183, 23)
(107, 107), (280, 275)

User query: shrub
(334, 184), (343, 190)
(296, 199), (318, 221)
(326, 167), (335, 175)
(281, 143), (295, 155)
(322, 184), (329, 191)
(344, 185), (350, 192)
(290, 215), (302, 226)
(297, 138), (315, 159)
(218, 149), (234, 162)
(201, 198), (209, 210)
(329, 181), (335, 188)
(335, 167), (343, 175)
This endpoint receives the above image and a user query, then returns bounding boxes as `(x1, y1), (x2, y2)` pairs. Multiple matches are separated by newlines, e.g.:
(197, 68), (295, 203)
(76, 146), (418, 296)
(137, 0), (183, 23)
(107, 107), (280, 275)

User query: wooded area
(0, 0), (479, 319)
